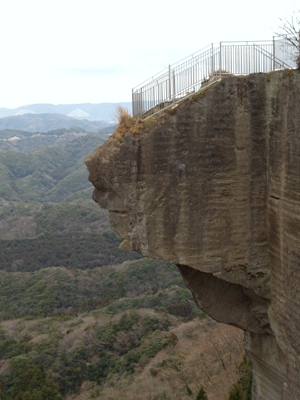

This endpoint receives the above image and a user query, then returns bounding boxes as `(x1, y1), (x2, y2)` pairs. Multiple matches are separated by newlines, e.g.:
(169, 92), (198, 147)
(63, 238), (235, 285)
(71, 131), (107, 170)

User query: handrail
(132, 44), (213, 91)
(252, 44), (292, 70)
(132, 38), (297, 118)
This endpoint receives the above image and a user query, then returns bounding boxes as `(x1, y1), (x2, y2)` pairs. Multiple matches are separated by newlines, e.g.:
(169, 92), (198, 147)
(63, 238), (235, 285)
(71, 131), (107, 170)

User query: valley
(0, 111), (247, 399)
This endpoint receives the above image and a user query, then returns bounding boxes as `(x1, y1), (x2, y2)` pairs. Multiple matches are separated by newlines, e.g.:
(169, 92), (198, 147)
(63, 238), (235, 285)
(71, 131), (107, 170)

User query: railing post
(168, 65), (171, 100)
(139, 90), (141, 117)
(211, 43), (214, 75)
(272, 36), (276, 71)
(132, 88), (134, 117)
(219, 42), (222, 79)
(172, 70), (175, 104)
(192, 55), (195, 91)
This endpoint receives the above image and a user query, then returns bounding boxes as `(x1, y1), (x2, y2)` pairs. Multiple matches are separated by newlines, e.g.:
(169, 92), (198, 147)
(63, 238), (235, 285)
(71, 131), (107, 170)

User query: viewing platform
(132, 38), (297, 118)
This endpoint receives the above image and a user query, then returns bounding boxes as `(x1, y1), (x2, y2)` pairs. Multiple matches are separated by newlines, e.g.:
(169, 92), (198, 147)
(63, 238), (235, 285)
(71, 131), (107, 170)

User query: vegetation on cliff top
(113, 107), (155, 140)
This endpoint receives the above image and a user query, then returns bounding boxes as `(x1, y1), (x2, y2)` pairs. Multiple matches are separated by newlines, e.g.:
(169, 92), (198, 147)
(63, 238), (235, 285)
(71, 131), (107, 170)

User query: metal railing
(132, 38), (297, 118)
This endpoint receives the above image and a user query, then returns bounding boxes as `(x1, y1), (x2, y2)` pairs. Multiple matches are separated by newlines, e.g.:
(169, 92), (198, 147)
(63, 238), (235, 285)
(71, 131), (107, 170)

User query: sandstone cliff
(85, 70), (300, 399)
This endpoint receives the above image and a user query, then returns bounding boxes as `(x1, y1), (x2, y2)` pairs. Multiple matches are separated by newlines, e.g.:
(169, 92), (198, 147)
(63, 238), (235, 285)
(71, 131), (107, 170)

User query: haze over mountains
(0, 102), (132, 122)
(0, 113), (114, 133)
(0, 102), (130, 136)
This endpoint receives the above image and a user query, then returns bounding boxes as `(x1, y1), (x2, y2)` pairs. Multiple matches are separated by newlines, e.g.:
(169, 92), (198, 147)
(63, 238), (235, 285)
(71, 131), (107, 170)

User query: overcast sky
(0, 0), (298, 108)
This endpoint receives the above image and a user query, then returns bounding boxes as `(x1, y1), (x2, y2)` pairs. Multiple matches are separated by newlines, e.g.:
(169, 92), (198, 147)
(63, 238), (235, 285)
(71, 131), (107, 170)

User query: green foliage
(150, 368), (158, 377)
(0, 259), (205, 400)
(228, 356), (252, 400)
(0, 231), (140, 273)
(0, 129), (29, 139)
(168, 332), (178, 347)
(0, 114), (108, 135)
(186, 384), (193, 396)
(107, 317), (172, 376)
(0, 355), (62, 400)
(35, 200), (106, 233)
(0, 330), (32, 359)
(0, 199), (112, 240)
(0, 133), (103, 202)
(0, 258), (200, 320)
(0, 255), (201, 398)
(196, 386), (208, 400)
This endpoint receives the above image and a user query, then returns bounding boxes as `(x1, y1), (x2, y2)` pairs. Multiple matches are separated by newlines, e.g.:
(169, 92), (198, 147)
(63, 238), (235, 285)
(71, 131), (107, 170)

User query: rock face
(85, 70), (300, 399)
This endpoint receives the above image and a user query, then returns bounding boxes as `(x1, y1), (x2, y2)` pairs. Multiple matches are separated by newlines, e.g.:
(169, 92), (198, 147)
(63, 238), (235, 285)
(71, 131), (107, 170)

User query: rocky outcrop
(85, 70), (300, 399)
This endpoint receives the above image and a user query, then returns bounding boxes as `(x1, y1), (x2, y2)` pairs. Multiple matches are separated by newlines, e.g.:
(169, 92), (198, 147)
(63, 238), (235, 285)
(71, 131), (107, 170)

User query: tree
(228, 356), (252, 400)
(8, 355), (62, 400)
(276, 11), (300, 69)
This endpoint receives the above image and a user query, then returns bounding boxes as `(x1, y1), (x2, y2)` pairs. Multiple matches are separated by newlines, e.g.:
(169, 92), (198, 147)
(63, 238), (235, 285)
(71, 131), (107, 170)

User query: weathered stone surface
(85, 70), (300, 399)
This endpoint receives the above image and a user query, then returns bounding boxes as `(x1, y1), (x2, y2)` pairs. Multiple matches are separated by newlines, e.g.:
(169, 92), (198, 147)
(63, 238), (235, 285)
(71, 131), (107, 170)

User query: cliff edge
(85, 70), (300, 399)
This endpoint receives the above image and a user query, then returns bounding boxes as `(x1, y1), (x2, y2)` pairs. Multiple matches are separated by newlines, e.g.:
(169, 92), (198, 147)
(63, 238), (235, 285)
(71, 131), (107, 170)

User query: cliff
(85, 70), (300, 399)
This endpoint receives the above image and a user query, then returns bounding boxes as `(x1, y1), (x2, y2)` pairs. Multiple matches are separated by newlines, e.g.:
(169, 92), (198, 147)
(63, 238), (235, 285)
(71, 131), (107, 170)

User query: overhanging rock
(86, 70), (300, 400)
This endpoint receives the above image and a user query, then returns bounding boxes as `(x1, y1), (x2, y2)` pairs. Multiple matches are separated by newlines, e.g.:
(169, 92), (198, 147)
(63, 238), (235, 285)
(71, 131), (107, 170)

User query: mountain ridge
(0, 102), (132, 122)
(0, 113), (111, 133)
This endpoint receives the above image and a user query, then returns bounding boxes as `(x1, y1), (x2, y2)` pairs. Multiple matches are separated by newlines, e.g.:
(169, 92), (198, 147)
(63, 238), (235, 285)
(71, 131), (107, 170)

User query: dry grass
(69, 319), (244, 400)
(113, 107), (153, 141)
(1, 304), (245, 400)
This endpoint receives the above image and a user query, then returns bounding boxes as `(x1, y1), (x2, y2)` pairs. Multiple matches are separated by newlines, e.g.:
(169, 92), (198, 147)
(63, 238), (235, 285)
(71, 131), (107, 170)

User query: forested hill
(0, 125), (140, 271)
(0, 129), (107, 202)
(0, 125), (115, 152)
(0, 124), (248, 400)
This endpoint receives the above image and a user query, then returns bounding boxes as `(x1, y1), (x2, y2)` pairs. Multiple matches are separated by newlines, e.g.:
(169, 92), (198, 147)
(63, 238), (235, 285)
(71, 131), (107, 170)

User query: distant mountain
(0, 102), (132, 122)
(0, 113), (112, 132)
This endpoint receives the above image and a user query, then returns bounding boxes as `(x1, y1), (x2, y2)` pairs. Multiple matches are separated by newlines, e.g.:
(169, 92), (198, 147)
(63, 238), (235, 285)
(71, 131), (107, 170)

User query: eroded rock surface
(85, 70), (300, 399)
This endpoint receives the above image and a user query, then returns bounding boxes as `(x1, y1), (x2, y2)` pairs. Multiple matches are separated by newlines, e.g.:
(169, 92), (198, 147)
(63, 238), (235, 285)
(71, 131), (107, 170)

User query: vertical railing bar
(169, 64), (171, 100)
(211, 43), (214, 75)
(219, 42), (222, 79)
(273, 37), (276, 71)
(172, 70), (175, 104)
(132, 39), (295, 117)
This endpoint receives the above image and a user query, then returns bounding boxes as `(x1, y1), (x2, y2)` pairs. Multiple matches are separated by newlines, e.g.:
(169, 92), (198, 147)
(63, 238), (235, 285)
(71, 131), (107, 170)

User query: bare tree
(276, 11), (300, 69)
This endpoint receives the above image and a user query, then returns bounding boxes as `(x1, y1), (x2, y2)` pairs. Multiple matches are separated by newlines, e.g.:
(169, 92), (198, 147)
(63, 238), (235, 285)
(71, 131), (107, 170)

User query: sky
(0, 0), (298, 109)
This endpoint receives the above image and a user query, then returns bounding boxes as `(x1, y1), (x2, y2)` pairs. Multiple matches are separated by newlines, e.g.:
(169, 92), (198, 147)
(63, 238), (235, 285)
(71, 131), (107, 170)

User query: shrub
(196, 386), (208, 400)
(228, 356), (252, 400)
(150, 368), (158, 377)
(0, 355), (62, 400)
(114, 107), (145, 140)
